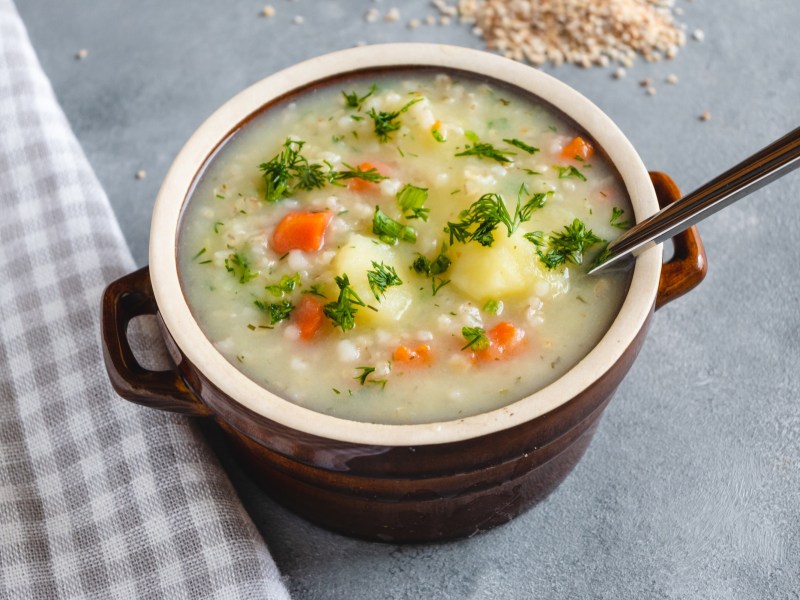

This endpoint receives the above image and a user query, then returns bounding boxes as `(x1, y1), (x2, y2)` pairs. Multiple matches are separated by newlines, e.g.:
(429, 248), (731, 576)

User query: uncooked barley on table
(440, 0), (687, 67)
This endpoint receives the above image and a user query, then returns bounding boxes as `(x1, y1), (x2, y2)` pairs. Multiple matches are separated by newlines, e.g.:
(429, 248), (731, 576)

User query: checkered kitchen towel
(0, 2), (291, 598)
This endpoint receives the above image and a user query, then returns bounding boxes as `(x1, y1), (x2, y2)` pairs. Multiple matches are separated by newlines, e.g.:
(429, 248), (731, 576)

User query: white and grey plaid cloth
(0, 2), (291, 598)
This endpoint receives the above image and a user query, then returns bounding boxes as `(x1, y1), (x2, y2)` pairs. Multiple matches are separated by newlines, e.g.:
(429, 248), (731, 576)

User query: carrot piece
(561, 136), (594, 162)
(393, 345), (414, 362)
(293, 295), (325, 340)
(477, 322), (525, 361)
(272, 210), (333, 254)
(347, 161), (386, 193)
(392, 343), (432, 365)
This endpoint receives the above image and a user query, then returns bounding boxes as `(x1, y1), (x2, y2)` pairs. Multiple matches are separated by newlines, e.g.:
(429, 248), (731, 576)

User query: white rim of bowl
(150, 43), (661, 446)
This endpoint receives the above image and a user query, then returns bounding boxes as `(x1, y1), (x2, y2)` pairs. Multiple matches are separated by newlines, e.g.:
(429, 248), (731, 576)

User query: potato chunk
(332, 234), (412, 326)
(449, 231), (542, 302)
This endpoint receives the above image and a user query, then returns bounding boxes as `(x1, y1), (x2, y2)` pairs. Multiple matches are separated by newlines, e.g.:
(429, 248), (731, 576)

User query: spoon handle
(590, 126), (800, 274)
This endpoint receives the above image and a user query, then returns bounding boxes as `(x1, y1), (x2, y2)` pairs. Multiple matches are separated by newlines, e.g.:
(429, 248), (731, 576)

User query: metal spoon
(588, 126), (800, 275)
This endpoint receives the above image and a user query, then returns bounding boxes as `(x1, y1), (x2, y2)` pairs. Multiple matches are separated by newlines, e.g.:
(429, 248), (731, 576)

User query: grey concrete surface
(16, 1), (800, 598)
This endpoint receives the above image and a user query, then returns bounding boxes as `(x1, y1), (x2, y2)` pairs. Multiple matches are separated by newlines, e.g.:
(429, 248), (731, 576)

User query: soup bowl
(101, 44), (706, 542)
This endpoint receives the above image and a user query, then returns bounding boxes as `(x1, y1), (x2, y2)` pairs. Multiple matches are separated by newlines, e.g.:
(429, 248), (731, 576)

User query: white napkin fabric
(0, 2), (291, 598)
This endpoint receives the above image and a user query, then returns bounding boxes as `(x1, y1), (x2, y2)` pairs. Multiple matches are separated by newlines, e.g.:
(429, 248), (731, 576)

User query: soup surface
(178, 71), (633, 424)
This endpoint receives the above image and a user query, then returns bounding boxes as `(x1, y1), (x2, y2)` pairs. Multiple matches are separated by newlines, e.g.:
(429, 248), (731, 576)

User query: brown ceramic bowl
(101, 44), (706, 542)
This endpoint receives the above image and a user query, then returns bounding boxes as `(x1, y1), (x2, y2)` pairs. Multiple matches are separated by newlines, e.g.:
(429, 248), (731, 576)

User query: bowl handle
(650, 171), (708, 310)
(101, 266), (210, 416)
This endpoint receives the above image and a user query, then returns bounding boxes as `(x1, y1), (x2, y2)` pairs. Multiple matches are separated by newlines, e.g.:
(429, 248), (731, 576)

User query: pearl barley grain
(135, 170), (146, 180)
(76, 49), (88, 60)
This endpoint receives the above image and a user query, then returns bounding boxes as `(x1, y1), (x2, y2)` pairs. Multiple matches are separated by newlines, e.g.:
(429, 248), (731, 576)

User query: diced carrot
(293, 295), (325, 340)
(561, 136), (594, 162)
(393, 345), (413, 362)
(477, 322), (526, 362)
(347, 161), (387, 194)
(272, 210), (333, 254)
(393, 343), (432, 366)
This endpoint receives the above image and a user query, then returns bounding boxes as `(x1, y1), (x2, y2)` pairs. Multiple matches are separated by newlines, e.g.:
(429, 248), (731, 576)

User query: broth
(178, 71), (633, 424)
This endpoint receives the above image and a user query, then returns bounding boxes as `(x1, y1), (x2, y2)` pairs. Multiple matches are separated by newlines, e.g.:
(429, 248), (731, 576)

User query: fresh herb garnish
(527, 218), (604, 269)
(323, 274), (366, 331)
(259, 138), (305, 202)
(302, 284), (327, 298)
(455, 131), (514, 164)
(412, 248), (451, 277)
(396, 184), (429, 221)
(354, 366), (376, 385)
(342, 83), (377, 109)
(445, 193), (510, 247)
(213, 222), (224, 234)
(366, 261), (403, 301)
(265, 273), (300, 297)
(431, 278), (451, 295)
(260, 138), (392, 201)
(503, 138), (540, 155)
(192, 247), (207, 260)
(554, 165), (587, 181)
(610, 207), (630, 229)
(412, 244), (452, 296)
(483, 299), (502, 315)
(431, 124), (446, 143)
(254, 299), (294, 325)
(373, 206), (417, 244)
(446, 187), (549, 247)
(367, 97), (423, 142)
(461, 326), (490, 351)
(331, 163), (387, 185)
(224, 252), (257, 283)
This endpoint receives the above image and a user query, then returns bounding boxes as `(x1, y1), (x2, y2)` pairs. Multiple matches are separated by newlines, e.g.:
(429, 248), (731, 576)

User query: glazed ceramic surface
(102, 44), (706, 541)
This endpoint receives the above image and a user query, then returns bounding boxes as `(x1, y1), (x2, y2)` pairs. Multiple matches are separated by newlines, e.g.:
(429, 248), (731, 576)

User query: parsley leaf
(366, 261), (403, 301)
(373, 206), (417, 244)
(323, 274), (366, 331)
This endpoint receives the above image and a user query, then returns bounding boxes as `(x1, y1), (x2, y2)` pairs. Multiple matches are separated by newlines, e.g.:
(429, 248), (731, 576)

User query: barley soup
(178, 71), (634, 425)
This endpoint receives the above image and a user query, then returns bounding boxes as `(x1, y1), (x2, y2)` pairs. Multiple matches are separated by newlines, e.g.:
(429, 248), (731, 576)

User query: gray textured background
(17, 1), (800, 598)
